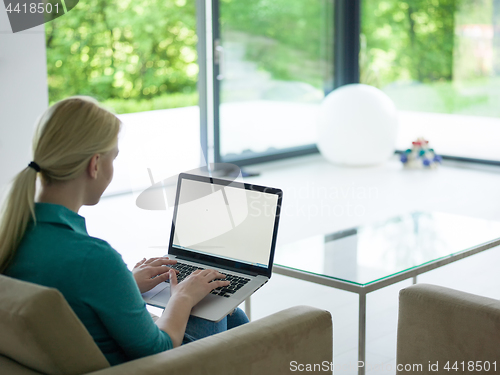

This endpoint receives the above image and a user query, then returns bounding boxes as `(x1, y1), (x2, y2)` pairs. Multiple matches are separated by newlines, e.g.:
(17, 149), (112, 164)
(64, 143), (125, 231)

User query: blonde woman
(0, 96), (248, 365)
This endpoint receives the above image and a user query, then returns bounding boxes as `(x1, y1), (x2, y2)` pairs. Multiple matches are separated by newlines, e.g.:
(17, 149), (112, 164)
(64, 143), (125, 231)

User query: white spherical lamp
(317, 83), (398, 166)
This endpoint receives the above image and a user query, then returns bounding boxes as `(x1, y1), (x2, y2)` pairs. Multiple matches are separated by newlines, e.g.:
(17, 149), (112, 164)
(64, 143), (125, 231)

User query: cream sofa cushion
(397, 283), (500, 369)
(0, 274), (109, 375)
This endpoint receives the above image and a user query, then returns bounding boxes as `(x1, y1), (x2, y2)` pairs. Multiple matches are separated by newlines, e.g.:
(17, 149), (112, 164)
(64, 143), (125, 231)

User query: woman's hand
(132, 257), (178, 293)
(155, 268), (229, 347)
(168, 268), (230, 308)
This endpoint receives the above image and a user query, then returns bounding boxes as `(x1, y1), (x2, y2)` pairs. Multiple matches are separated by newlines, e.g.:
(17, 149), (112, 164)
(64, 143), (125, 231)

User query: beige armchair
(396, 283), (500, 374)
(0, 274), (333, 375)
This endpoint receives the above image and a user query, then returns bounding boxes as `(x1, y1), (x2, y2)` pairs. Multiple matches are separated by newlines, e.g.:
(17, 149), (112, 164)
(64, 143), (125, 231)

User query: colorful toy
(400, 137), (442, 169)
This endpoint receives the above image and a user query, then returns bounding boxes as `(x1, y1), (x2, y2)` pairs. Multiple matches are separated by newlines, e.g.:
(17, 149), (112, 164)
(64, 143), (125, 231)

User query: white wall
(0, 9), (48, 198)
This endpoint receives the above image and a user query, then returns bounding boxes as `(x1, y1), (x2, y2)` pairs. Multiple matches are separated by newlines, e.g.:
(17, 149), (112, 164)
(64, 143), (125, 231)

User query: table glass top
(274, 212), (500, 285)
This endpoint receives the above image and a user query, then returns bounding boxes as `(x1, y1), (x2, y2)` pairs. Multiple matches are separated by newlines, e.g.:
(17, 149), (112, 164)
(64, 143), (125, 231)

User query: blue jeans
(182, 307), (249, 344)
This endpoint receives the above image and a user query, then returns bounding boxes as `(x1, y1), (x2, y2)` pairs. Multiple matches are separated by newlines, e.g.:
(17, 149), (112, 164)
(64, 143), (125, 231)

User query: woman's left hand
(133, 257), (178, 293)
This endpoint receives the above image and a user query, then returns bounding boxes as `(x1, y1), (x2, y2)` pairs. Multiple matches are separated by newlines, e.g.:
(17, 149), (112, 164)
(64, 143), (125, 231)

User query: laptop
(142, 172), (283, 322)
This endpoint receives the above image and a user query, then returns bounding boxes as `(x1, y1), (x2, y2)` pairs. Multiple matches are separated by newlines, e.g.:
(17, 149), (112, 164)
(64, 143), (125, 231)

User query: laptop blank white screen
(172, 179), (278, 268)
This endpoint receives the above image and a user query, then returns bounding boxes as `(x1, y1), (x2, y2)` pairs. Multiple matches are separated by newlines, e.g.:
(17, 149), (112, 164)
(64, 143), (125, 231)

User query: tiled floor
(81, 153), (500, 375)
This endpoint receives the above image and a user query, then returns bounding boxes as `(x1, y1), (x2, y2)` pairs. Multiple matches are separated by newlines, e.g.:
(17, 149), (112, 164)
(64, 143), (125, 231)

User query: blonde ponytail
(0, 96), (121, 273)
(0, 168), (37, 272)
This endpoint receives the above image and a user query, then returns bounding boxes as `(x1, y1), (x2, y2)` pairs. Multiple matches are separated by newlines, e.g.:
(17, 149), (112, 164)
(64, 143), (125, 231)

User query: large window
(45, 0), (202, 195)
(45, 0), (499, 172)
(45, 0), (336, 173)
(45, 0), (198, 113)
(362, 0), (500, 161)
(215, 0), (334, 164)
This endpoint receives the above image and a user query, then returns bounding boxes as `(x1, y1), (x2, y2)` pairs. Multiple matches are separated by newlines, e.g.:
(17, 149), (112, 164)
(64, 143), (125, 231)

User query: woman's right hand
(168, 268), (230, 308)
(157, 269), (230, 347)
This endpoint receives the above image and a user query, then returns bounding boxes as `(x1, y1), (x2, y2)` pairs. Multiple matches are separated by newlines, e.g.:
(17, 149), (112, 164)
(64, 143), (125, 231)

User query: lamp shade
(317, 83), (398, 166)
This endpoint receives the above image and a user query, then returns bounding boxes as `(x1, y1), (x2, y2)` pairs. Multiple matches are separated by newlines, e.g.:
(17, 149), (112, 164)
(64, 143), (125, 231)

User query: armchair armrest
(88, 305), (333, 375)
(397, 283), (500, 371)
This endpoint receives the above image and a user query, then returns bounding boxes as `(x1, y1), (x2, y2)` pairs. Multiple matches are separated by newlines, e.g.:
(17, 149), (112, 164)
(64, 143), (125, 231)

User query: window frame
(206, 0), (347, 167)
(201, 0), (500, 168)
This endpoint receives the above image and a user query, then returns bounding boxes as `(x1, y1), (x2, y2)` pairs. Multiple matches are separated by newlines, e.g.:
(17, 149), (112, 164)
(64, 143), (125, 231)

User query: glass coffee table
(271, 212), (500, 375)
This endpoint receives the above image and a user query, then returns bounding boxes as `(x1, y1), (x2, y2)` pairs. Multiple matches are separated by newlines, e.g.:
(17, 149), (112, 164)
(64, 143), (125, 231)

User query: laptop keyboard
(165, 262), (251, 298)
